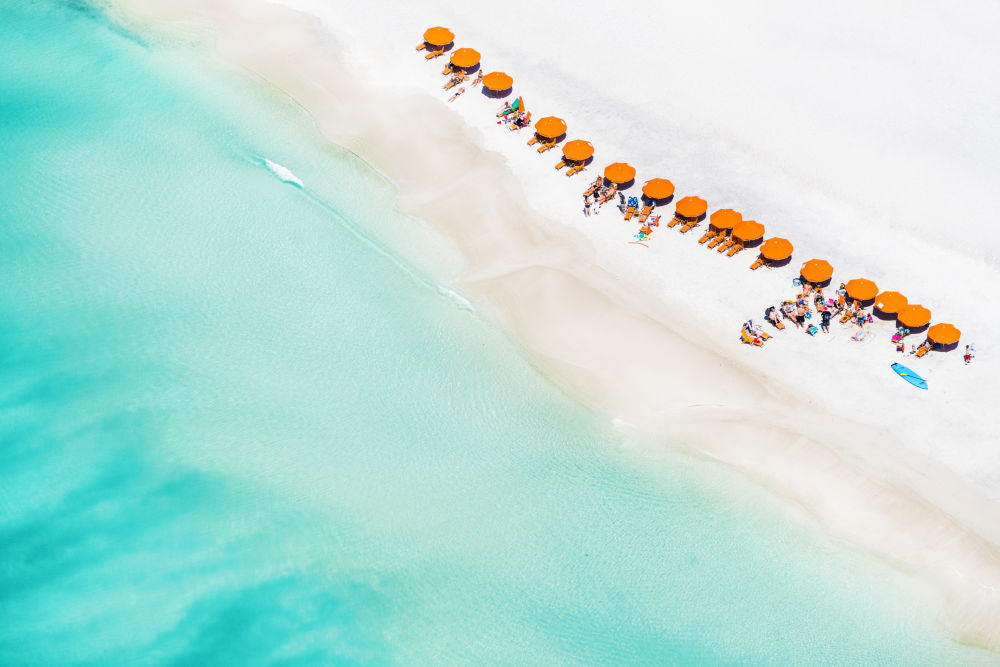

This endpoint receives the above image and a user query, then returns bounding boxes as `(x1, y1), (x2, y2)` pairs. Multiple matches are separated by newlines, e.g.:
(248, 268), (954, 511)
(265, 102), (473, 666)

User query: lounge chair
(639, 225), (652, 235)
(716, 237), (736, 253)
(583, 182), (601, 197)
(726, 242), (744, 257)
(915, 343), (930, 358)
(443, 77), (464, 90)
(637, 205), (653, 222)
(566, 163), (585, 177)
(623, 205), (637, 220)
(707, 233), (728, 249)
(527, 136), (539, 146)
(698, 230), (714, 244)
(425, 48), (444, 60)
(770, 318), (785, 330)
(666, 216), (683, 228)
(554, 159), (567, 170)
(537, 140), (556, 153)
(416, 43), (426, 51)
(839, 310), (855, 324)
(679, 220), (699, 233)
(749, 257), (765, 270)
(741, 330), (764, 346)
(441, 65), (453, 75)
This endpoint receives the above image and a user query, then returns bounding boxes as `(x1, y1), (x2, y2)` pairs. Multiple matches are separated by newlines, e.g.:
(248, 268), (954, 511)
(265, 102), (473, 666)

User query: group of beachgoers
(746, 282), (875, 345)
(445, 68), (484, 102)
(496, 101), (531, 130)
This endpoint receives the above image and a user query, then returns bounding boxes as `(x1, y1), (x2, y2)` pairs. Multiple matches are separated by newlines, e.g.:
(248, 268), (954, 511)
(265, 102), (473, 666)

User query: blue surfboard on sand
(891, 362), (927, 390)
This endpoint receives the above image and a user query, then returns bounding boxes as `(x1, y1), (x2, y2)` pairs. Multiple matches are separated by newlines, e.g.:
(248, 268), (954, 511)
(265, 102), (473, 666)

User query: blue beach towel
(806, 325), (819, 336)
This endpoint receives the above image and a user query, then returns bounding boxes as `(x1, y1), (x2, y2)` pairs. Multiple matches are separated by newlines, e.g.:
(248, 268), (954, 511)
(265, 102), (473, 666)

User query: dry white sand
(104, 0), (1000, 650)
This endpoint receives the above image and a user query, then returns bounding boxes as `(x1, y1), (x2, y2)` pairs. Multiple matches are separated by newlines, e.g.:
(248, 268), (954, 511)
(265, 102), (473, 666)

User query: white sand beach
(105, 0), (1000, 650)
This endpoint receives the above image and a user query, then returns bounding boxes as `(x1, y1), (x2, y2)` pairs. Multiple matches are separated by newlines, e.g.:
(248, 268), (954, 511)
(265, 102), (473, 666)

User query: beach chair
(537, 140), (556, 153)
(758, 330), (772, 340)
(698, 229), (717, 244)
(527, 135), (539, 146)
(639, 225), (652, 235)
(749, 257), (764, 270)
(416, 43), (426, 51)
(443, 77), (463, 90)
(623, 205), (637, 220)
(679, 220), (699, 233)
(637, 205), (653, 222)
(707, 233), (727, 249)
(915, 343), (930, 358)
(741, 330), (764, 347)
(716, 237), (736, 253)
(425, 48), (444, 60)
(838, 309), (854, 324)
(770, 317), (785, 330)
(666, 215), (684, 229)
(554, 159), (567, 170)
(441, 64), (455, 75)
(726, 242), (745, 257)
(566, 163), (585, 177)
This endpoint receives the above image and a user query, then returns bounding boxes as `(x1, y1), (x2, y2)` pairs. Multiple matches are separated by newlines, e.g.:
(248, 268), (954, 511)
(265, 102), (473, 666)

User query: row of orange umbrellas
(422, 29), (962, 348)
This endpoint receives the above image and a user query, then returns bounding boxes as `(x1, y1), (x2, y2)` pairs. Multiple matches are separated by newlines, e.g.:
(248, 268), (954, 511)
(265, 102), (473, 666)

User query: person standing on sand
(820, 309), (831, 333)
(964, 345), (974, 364)
(583, 200), (591, 217)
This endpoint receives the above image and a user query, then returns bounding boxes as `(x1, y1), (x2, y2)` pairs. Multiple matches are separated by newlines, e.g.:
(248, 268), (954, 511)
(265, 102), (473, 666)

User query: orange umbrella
(562, 140), (594, 162)
(759, 237), (793, 261)
(534, 116), (567, 139)
(482, 72), (513, 92)
(642, 179), (675, 201)
(604, 162), (636, 185)
(733, 220), (765, 243)
(676, 196), (708, 220)
(800, 259), (833, 284)
(927, 323), (961, 346)
(423, 27), (455, 47)
(897, 304), (931, 329)
(873, 291), (907, 315)
(449, 48), (480, 69)
(709, 209), (741, 231)
(845, 278), (879, 302)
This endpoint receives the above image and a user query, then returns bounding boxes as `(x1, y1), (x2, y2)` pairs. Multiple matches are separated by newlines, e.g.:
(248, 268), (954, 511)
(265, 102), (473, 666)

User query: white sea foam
(437, 284), (475, 312)
(262, 157), (303, 187)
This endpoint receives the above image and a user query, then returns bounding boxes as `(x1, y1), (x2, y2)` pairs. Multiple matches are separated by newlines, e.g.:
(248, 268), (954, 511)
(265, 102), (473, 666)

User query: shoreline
(102, 0), (1000, 651)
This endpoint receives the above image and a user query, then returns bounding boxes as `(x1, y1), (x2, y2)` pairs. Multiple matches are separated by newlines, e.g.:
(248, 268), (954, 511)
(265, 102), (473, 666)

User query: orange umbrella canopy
(676, 196), (708, 219)
(800, 259), (833, 284)
(604, 162), (636, 184)
(449, 48), (480, 68)
(423, 27), (455, 46)
(732, 220), (765, 243)
(709, 209), (741, 230)
(897, 304), (931, 328)
(562, 140), (594, 162)
(759, 237), (793, 261)
(642, 178), (675, 200)
(874, 291), (907, 314)
(534, 116), (567, 139)
(845, 278), (879, 302)
(482, 72), (513, 92)
(927, 323), (961, 345)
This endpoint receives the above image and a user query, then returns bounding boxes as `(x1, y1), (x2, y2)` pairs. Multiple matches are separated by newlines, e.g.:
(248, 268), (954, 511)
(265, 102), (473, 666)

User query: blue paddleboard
(891, 362), (927, 390)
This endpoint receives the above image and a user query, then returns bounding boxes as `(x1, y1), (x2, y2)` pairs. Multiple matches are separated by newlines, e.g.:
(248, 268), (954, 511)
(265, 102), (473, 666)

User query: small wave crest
(262, 158), (304, 188)
(437, 285), (475, 312)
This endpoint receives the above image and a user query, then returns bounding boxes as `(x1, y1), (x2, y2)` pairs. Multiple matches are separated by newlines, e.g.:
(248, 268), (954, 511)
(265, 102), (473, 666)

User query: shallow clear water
(0, 2), (996, 664)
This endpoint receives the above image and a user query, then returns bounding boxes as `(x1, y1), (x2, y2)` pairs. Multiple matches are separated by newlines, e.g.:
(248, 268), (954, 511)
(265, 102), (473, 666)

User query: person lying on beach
(781, 302), (795, 320)
(496, 102), (512, 117)
(767, 307), (781, 326)
(448, 87), (466, 102)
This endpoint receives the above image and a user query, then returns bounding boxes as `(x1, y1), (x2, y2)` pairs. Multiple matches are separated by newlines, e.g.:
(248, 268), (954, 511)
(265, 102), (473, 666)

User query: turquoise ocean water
(1, 2), (996, 664)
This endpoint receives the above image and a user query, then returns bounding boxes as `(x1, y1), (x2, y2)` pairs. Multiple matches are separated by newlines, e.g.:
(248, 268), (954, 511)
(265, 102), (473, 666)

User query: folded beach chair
(527, 136), (539, 146)
(623, 205), (637, 220)
(566, 163), (585, 177)
(716, 237), (736, 253)
(726, 242), (745, 257)
(749, 256), (765, 270)
(707, 233), (727, 249)
(537, 140), (556, 153)
(637, 205), (653, 222)
(425, 48), (445, 60)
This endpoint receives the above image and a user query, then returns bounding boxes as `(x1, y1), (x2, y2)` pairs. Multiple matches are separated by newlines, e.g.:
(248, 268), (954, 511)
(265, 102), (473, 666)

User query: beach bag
(806, 325), (819, 336)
